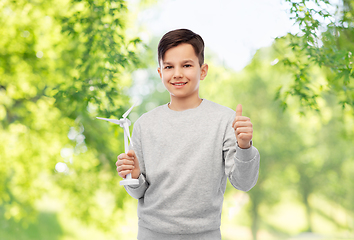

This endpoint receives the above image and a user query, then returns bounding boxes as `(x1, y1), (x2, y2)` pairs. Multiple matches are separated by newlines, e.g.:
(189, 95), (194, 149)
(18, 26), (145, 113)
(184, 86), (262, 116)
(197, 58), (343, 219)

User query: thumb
(127, 149), (140, 170)
(236, 104), (242, 117)
(127, 149), (136, 158)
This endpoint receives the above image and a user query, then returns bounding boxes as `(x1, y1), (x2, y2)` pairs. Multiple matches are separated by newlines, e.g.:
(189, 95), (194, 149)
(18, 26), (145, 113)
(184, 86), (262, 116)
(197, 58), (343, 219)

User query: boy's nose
(173, 68), (183, 79)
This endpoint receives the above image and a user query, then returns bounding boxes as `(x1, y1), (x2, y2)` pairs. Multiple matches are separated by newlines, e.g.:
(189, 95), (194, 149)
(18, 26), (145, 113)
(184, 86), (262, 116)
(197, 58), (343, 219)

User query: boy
(116, 29), (260, 240)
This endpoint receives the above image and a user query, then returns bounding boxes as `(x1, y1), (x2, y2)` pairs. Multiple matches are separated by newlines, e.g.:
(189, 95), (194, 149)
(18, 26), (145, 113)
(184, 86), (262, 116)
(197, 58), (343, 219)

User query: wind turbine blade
(122, 102), (137, 119)
(96, 117), (123, 125)
(123, 123), (133, 147)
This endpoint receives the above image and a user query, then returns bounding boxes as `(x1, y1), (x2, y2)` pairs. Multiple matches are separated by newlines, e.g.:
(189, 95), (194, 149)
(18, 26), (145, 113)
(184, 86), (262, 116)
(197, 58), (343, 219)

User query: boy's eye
(184, 64), (192, 68)
(164, 66), (173, 69)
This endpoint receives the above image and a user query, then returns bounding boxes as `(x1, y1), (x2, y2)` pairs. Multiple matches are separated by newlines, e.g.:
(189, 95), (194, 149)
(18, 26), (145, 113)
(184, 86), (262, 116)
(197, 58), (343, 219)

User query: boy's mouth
(171, 82), (187, 86)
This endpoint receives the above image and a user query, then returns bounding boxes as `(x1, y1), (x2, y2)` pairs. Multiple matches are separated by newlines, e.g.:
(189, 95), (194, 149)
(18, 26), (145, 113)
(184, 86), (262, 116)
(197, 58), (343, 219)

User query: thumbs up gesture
(232, 104), (253, 149)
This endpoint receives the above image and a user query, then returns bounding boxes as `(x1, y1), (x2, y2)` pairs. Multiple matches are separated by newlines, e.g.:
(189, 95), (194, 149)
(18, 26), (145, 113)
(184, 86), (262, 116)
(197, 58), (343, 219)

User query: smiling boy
(116, 29), (260, 239)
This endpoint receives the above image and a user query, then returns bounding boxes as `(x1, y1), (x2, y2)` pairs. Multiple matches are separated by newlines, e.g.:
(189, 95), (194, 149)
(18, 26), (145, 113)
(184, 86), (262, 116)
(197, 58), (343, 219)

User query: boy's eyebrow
(162, 59), (195, 65)
(182, 60), (194, 64)
(162, 61), (172, 65)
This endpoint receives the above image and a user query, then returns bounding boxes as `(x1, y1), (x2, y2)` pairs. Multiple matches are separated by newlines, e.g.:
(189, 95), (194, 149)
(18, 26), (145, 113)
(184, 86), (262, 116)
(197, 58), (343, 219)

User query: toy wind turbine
(96, 103), (139, 186)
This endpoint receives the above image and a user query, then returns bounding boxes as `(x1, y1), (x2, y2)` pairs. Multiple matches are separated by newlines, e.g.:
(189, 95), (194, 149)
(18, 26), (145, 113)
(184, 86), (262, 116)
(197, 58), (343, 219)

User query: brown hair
(158, 29), (205, 66)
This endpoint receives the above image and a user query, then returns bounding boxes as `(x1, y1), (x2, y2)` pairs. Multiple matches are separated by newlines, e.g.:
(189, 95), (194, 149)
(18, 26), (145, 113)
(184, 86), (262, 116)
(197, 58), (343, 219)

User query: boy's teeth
(173, 83), (186, 86)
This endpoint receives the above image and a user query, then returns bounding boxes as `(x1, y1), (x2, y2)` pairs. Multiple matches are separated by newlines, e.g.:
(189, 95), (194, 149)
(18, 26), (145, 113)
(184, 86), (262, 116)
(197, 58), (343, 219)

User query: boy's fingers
(236, 104), (242, 117)
(117, 153), (134, 160)
(232, 116), (251, 128)
(233, 121), (253, 128)
(116, 159), (134, 166)
(116, 153), (135, 167)
(117, 164), (135, 172)
(125, 160), (135, 165)
(117, 153), (129, 160)
(235, 127), (253, 134)
(118, 170), (132, 179)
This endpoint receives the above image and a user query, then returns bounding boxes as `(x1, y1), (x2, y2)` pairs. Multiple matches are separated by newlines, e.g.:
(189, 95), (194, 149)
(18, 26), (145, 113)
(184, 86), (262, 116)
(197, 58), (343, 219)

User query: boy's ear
(157, 67), (162, 79)
(200, 63), (208, 80)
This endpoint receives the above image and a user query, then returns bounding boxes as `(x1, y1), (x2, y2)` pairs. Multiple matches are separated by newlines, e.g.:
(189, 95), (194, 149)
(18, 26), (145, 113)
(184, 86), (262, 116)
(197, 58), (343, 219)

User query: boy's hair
(158, 29), (205, 67)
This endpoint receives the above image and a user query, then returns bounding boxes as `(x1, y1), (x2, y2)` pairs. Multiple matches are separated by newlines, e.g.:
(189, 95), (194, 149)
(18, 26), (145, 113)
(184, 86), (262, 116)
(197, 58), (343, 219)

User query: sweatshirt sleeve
(124, 119), (149, 199)
(223, 114), (260, 192)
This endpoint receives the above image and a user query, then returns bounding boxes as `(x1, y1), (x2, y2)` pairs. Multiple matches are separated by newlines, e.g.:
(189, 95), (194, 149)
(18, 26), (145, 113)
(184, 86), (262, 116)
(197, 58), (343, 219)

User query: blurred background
(0, 0), (353, 239)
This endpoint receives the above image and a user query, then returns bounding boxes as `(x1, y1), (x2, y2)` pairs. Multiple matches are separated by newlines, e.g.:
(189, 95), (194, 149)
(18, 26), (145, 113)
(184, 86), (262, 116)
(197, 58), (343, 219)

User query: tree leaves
(0, 0), (144, 233)
(281, 0), (354, 111)
(54, 0), (142, 119)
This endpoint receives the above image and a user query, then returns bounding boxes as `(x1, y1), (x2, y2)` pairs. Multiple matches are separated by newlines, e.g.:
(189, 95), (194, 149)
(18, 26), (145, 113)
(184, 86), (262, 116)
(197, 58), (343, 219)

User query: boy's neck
(168, 96), (203, 111)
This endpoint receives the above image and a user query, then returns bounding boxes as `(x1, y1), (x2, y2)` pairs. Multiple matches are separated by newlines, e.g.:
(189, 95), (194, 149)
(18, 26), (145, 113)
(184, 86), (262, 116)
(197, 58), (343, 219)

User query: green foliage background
(0, 0), (353, 239)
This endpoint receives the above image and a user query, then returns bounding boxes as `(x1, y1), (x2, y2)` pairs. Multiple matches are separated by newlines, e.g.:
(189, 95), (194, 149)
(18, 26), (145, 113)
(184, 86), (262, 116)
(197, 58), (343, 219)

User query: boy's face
(157, 43), (208, 100)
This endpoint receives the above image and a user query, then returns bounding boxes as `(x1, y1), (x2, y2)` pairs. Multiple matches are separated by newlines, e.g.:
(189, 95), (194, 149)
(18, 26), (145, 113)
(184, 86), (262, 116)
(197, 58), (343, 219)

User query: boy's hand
(232, 104), (253, 149)
(116, 149), (140, 179)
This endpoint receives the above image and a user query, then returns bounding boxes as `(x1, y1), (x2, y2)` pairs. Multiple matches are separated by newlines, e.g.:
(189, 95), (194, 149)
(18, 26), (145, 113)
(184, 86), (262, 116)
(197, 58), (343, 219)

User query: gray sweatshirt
(125, 99), (260, 239)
